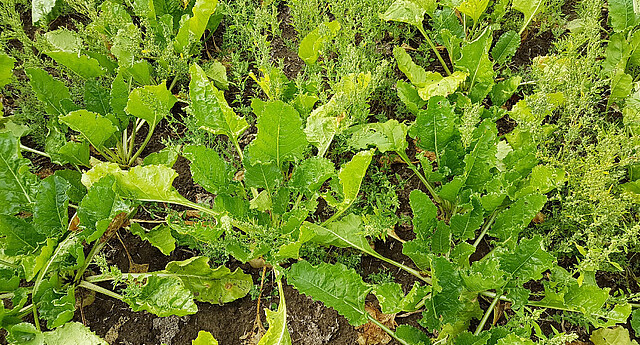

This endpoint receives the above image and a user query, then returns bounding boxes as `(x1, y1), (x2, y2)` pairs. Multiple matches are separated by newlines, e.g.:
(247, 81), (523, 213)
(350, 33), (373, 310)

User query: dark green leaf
(84, 80), (111, 116)
(0, 133), (38, 215)
(491, 30), (520, 65)
(410, 189), (437, 240)
(26, 68), (71, 117)
(244, 161), (282, 192)
(0, 216), (44, 256)
(290, 157), (335, 195)
(183, 145), (233, 195)
(34, 279), (74, 329)
(456, 29), (494, 102)
(412, 96), (458, 153)
(489, 193), (547, 241)
(78, 176), (131, 242)
(33, 175), (70, 238)
(130, 223), (176, 255)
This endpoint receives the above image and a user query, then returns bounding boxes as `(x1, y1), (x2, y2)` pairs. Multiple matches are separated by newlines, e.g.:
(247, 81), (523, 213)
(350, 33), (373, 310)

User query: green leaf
(397, 80), (427, 115)
(0, 133), (38, 215)
(205, 60), (229, 90)
(461, 257), (506, 292)
(130, 223), (176, 255)
(374, 282), (431, 314)
(496, 334), (535, 345)
(631, 309), (640, 337)
(512, 0), (546, 34)
(245, 161), (282, 192)
(491, 30), (520, 65)
(418, 71), (468, 100)
(432, 222), (451, 254)
(0, 216), (44, 256)
(489, 193), (547, 241)
(462, 120), (498, 191)
(298, 21), (341, 65)
(395, 325), (430, 345)
(495, 235), (555, 285)
(109, 164), (196, 206)
(348, 119), (409, 153)
(489, 76), (521, 107)
(258, 277), (291, 345)
(32, 0), (60, 24)
(84, 80), (111, 116)
(7, 323), (43, 345)
(288, 261), (371, 326)
(410, 189), (437, 240)
(174, 0), (218, 53)
(247, 100), (308, 167)
(0, 53), (16, 89)
(59, 110), (118, 150)
(126, 83), (177, 128)
(609, 71), (633, 107)
(393, 46), (430, 88)
(450, 197), (484, 240)
(188, 64), (248, 141)
(33, 175), (70, 238)
(26, 68), (71, 117)
(412, 96), (458, 153)
(110, 73), (129, 127)
(608, 0), (639, 32)
(183, 145), (233, 195)
(45, 51), (106, 79)
(192, 331), (218, 345)
(164, 256), (252, 304)
(123, 275), (198, 317)
(290, 157), (335, 194)
(379, 0), (427, 28)
(78, 176), (131, 242)
(456, 28), (494, 102)
(57, 141), (90, 167)
(456, 0), (489, 24)
(304, 214), (373, 254)
(42, 322), (108, 345)
(590, 327), (639, 345)
(327, 150), (374, 212)
(142, 146), (180, 167)
(34, 279), (75, 329)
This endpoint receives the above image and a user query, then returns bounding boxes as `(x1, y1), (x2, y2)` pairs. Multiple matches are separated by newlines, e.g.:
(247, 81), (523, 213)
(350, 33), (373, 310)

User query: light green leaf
(288, 261), (371, 326)
(609, 71), (633, 107)
(512, 0), (546, 34)
(379, 0), (427, 28)
(0, 133), (38, 215)
(45, 51), (106, 79)
(298, 21), (341, 65)
(0, 53), (16, 88)
(304, 214), (373, 254)
(491, 30), (521, 65)
(188, 64), (248, 141)
(164, 256), (253, 304)
(60, 110), (118, 150)
(205, 60), (229, 90)
(412, 96), (458, 153)
(42, 322), (108, 345)
(32, 0), (59, 24)
(7, 323), (43, 345)
(395, 325), (430, 345)
(123, 275), (198, 317)
(490, 193), (547, 241)
(142, 146), (180, 167)
(327, 150), (374, 212)
(418, 71), (468, 100)
(33, 175), (70, 238)
(26, 68), (71, 117)
(290, 157), (335, 194)
(608, 0), (639, 32)
(489, 76), (521, 107)
(457, 0), (489, 24)
(431, 222), (451, 254)
(348, 119), (409, 153)
(449, 198), (484, 240)
(496, 334), (535, 345)
(126, 83), (177, 128)
(248, 100), (308, 167)
(591, 327), (639, 345)
(304, 115), (338, 157)
(174, 0), (218, 53)
(456, 28), (494, 102)
(130, 223), (176, 255)
(374, 282), (431, 314)
(110, 164), (195, 206)
(44, 29), (81, 52)
(396, 80), (427, 115)
(78, 176), (131, 242)
(183, 145), (233, 195)
(393, 46), (430, 88)
(192, 331), (218, 345)
(258, 276), (291, 345)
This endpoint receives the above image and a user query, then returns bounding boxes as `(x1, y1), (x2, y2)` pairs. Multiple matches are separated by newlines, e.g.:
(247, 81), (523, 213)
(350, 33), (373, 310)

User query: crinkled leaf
(590, 327), (638, 345)
(491, 30), (520, 65)
(188, 64), (248, 141)
(290, 157), (335, 194)
(34, 280), (74, 329)
(164, 256), (252, 304)
(298, 21), (341, 65)
(258, 277), (291, 345)
(348, 119), (409, 153)
(0, 53), (16, 88)
(462, 120), (498, 191)
(59, 110), (117, 150)
(608, 0), (639, 32)
(110, 164), (195, 206)
(45, 51), (106, 79)
(450, 197), (484, 240)
(32, 0), (60, 24)
(288, 261), (371, 326)
(26, 68), (71, 117)
(84, 80), (111, 116)
(456, 0), (489, 24)
(393, 46), (430, 88)
(457, 29), (494, 102)
(110, 73), (129, 127)
(21, 238), (55, 281)
(183, 145), (233, 195)
(489, 193), (547, 241)
(0, 216), (44, 256)
(379, 0), (427, 28)
(431, 222), (451, 254)
(244, 161), (282, 192)
(42, 322), (108, 345)
(0, 133), (38, 215)
(412, 96), (458, 153)
(495, 235), (555, 286)
(418, 71), (468, 100)
(193, 331), (218, 345)
(410, 190), (437, 239)
(205, 60), (229, 90)
(126, 83), (177, 128)
(461, 257), (505, 292)
(123, 275), (197, 316)
(247, 100), (308, 167)
(142, 146), (180, 167)
(33, 175), (70, 238)
(374, 282), (431, 314)
(130, 223), (176, 255)
(7, 323), (43, 345)
(78, 176), (131, 242)
(402, 239), (431, 270)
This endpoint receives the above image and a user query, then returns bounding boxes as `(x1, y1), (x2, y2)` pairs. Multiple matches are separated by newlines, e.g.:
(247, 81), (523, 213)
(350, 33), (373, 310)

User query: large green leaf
(298, 21), (341, 65)
(244, 161), (282, 192)
(456, 29), (494, 102)
(608, 0), (638, 32)
(45, 51), (106, 79)
(325, 150), (374, 213)
(412, 96), (458, 153)
(512, 0), (546, 34)
(183, 145), (233, 195)
(77, 176), (131, 242)
(84, 80), (111, 117)
(290, 157), (335, 195)
(379, 0), (427, 28)
(0, 53), (16, 89)
(188, 64), (248, 141)
(34, 279), (75, 329)
(0, 216), (44, 256)
(59, 110), (118, 150)
(125, 83), (177, 128)
(632, 309), (640, 338)
(247, 100), (308, 167)
(489, 193), (547, 241)
(491, 30), (520, 65)
(258, 276), (291, 345)
(374, 282), (431, 314)
(32, 0), (60, 24)
(410, 190), (437, 240)
(164, 256), (252, 304)
(288, 261), (371, 326)
(42, 322), (108, 345)
(393, 46), (430, 88)
(174, 0), (218, 53)
(130, 223), (176, 255)
(123, 275), (198, 317)
(304, 214), (373, 254)
(349, 119), (409, 154)
(462, 120), (498, 192)
(495, 235), (555, 286)
(33, 175), (70, 238)
(590, 327), (639, 345)
(0, 133), (38, 215)
(26, 68), (71, 117)
(456, 0), (489, 25)
(109, 164), (195, 206)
